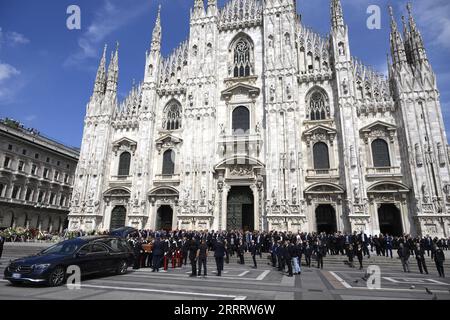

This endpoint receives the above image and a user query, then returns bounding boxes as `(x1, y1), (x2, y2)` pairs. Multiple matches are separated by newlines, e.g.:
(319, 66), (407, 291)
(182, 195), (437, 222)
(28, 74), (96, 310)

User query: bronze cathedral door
(227, 186), (254, 231)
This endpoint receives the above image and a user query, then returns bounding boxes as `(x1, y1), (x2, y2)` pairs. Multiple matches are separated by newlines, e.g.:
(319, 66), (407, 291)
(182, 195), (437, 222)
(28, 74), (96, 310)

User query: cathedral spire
(389, 6), (407, 68)
(407, 2), (428, 64)
(106, 42), (119, 95)
(331, 0), (345, 30)
(402, 15), (412, 65)
(151, 5), (162, 52)
(192, 0), (205, 19)
(207, 0), (217, 15)
(93, 44), (107, 97)
(387, 53), (392, 79)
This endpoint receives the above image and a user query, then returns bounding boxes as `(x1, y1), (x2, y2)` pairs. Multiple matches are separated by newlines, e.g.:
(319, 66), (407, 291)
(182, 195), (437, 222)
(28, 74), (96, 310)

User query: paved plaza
(0, 243), (449, 300)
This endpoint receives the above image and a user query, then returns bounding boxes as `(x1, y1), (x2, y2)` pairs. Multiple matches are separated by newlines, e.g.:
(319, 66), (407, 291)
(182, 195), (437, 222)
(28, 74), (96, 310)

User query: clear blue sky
(0, 0), (449, 148)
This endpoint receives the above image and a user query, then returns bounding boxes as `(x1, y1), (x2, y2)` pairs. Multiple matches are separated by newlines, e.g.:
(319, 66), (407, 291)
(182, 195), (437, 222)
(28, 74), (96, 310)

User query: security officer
(188, 238), (199, 277)
(315, 240), (326, 269)
(0, 232), (5, 264)
(304, 241), (313, 268)
(284, 241), (293, 277)
(414, 242), (428, 274)
(385, 234), (393, 258)
(197, 239), (208, 277)
(152, 236), (164, 272)
(181, 236), (189, 266)
(237, 240), (245, 265)
(132, 237), (143, 270)
(214, 239), (226, 276)
(250, 240), (257, 268)
(434, 244), (446, 277)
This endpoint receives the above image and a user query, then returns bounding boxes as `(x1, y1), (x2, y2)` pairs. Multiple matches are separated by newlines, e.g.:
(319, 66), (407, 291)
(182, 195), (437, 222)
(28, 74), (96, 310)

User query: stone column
(172, 202), (178, 230)
(104, 203), (114, 231)
(336, 200), (344, 232)
(222, 185), (230, 230)
(368, 200), (376, 235)
(25, 214), (30, 229)
(310, 201), (316, 232)
(217, 179), (224, 230)
(48, 216), (53, 233)
(398, 200), (409, 235)
(443, 218), (449, 238)
(250, 184), (259, 231)
(373, 202), (381, 235)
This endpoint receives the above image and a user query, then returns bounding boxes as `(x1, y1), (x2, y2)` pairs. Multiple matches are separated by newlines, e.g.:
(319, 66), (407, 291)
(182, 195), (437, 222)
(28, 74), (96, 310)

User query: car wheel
(116, 260), (128, 275)
(48, 266), (66, 287)
(8, 280), (21, 286)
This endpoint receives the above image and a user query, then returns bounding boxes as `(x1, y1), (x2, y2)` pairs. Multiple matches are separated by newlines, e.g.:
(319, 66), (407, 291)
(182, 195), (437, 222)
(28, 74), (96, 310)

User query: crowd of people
(0, 227), (101, 243)
(0, 226), (446, 278)
(124, 230), (448, 278)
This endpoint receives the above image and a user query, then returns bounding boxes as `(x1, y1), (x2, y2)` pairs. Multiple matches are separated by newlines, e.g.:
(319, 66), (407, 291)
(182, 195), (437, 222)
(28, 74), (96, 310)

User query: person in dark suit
(284, 241), (293, 277)
(250, 240), (257, 268)
(197, 239), (208, 277)
(255, 233), (262, 258)
(277, 241), (286, 271)
(398, 243), (411, 273)
(237, 240), (245, 265)
(152, 237), (164, 272)
(181, 237), (189, 266)
(373, 235), (381, 256)
(314, 240), (326, 269)
(132, 238), (143, 270)
(347, 244), (355, 268)
(433, 244), (445, 277)
(358, 231), (370, 258)
(344, 233), (352, 255)
(414, 242), (428, 274)
(270, 241), (278, 268)
(385, 234), (393, 258)
(304, 241), (312, 267)
(0, 233), (4, 264)
(295, 240), (303, 274)
(424, 235), (433, 256)
(188, 238), (199, 277)
(214, 239), (226, 276)
(224, 239), (230, 264)
(355, 243), (364, 270)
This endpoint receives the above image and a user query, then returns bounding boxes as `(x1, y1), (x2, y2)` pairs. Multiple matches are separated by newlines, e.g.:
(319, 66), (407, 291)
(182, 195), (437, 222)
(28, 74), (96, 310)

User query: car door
(75, 244), (94, 275)
(101, 238), (127, 269)
(90, 243), (111, 273)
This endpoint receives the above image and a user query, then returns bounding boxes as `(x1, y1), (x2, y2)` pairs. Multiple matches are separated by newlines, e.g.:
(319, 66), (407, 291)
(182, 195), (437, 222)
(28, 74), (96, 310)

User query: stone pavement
(0, 243), (449, 300)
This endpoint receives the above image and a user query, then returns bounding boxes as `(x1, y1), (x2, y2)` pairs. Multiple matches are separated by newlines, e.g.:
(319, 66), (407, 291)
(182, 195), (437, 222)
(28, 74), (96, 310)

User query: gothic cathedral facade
(68, 0), (450, 238)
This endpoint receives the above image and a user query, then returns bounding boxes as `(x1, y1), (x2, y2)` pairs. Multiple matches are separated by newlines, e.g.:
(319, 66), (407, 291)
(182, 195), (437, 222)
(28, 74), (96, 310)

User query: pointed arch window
(308, 90), (328, 120)
(231, 36), (253, 78)
(118, 152), (131, 176)
(163, 100), (182, 130)
(162, 150), (175, 175)
(371, 139), (391, 167)
(313, 142), (330, 170)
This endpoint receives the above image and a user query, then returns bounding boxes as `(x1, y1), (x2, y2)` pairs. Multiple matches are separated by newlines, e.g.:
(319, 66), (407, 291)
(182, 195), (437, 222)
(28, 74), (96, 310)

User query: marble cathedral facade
(68, 0), (450, 238)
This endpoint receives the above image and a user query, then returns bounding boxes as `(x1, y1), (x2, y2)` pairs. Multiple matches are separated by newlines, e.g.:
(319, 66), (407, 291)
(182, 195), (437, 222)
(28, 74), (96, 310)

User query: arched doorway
(378, 203), (403, 236)
(227, 186), (254, 231)
(156, 205), (173, 231)
(315, 204), (337, 234)
(110, 206), (127, 230)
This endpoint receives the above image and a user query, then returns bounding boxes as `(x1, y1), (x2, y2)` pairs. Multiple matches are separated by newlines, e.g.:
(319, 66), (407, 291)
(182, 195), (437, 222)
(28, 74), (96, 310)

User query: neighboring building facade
(0, 119), (79, 232)
(69, 0), (450, 238)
